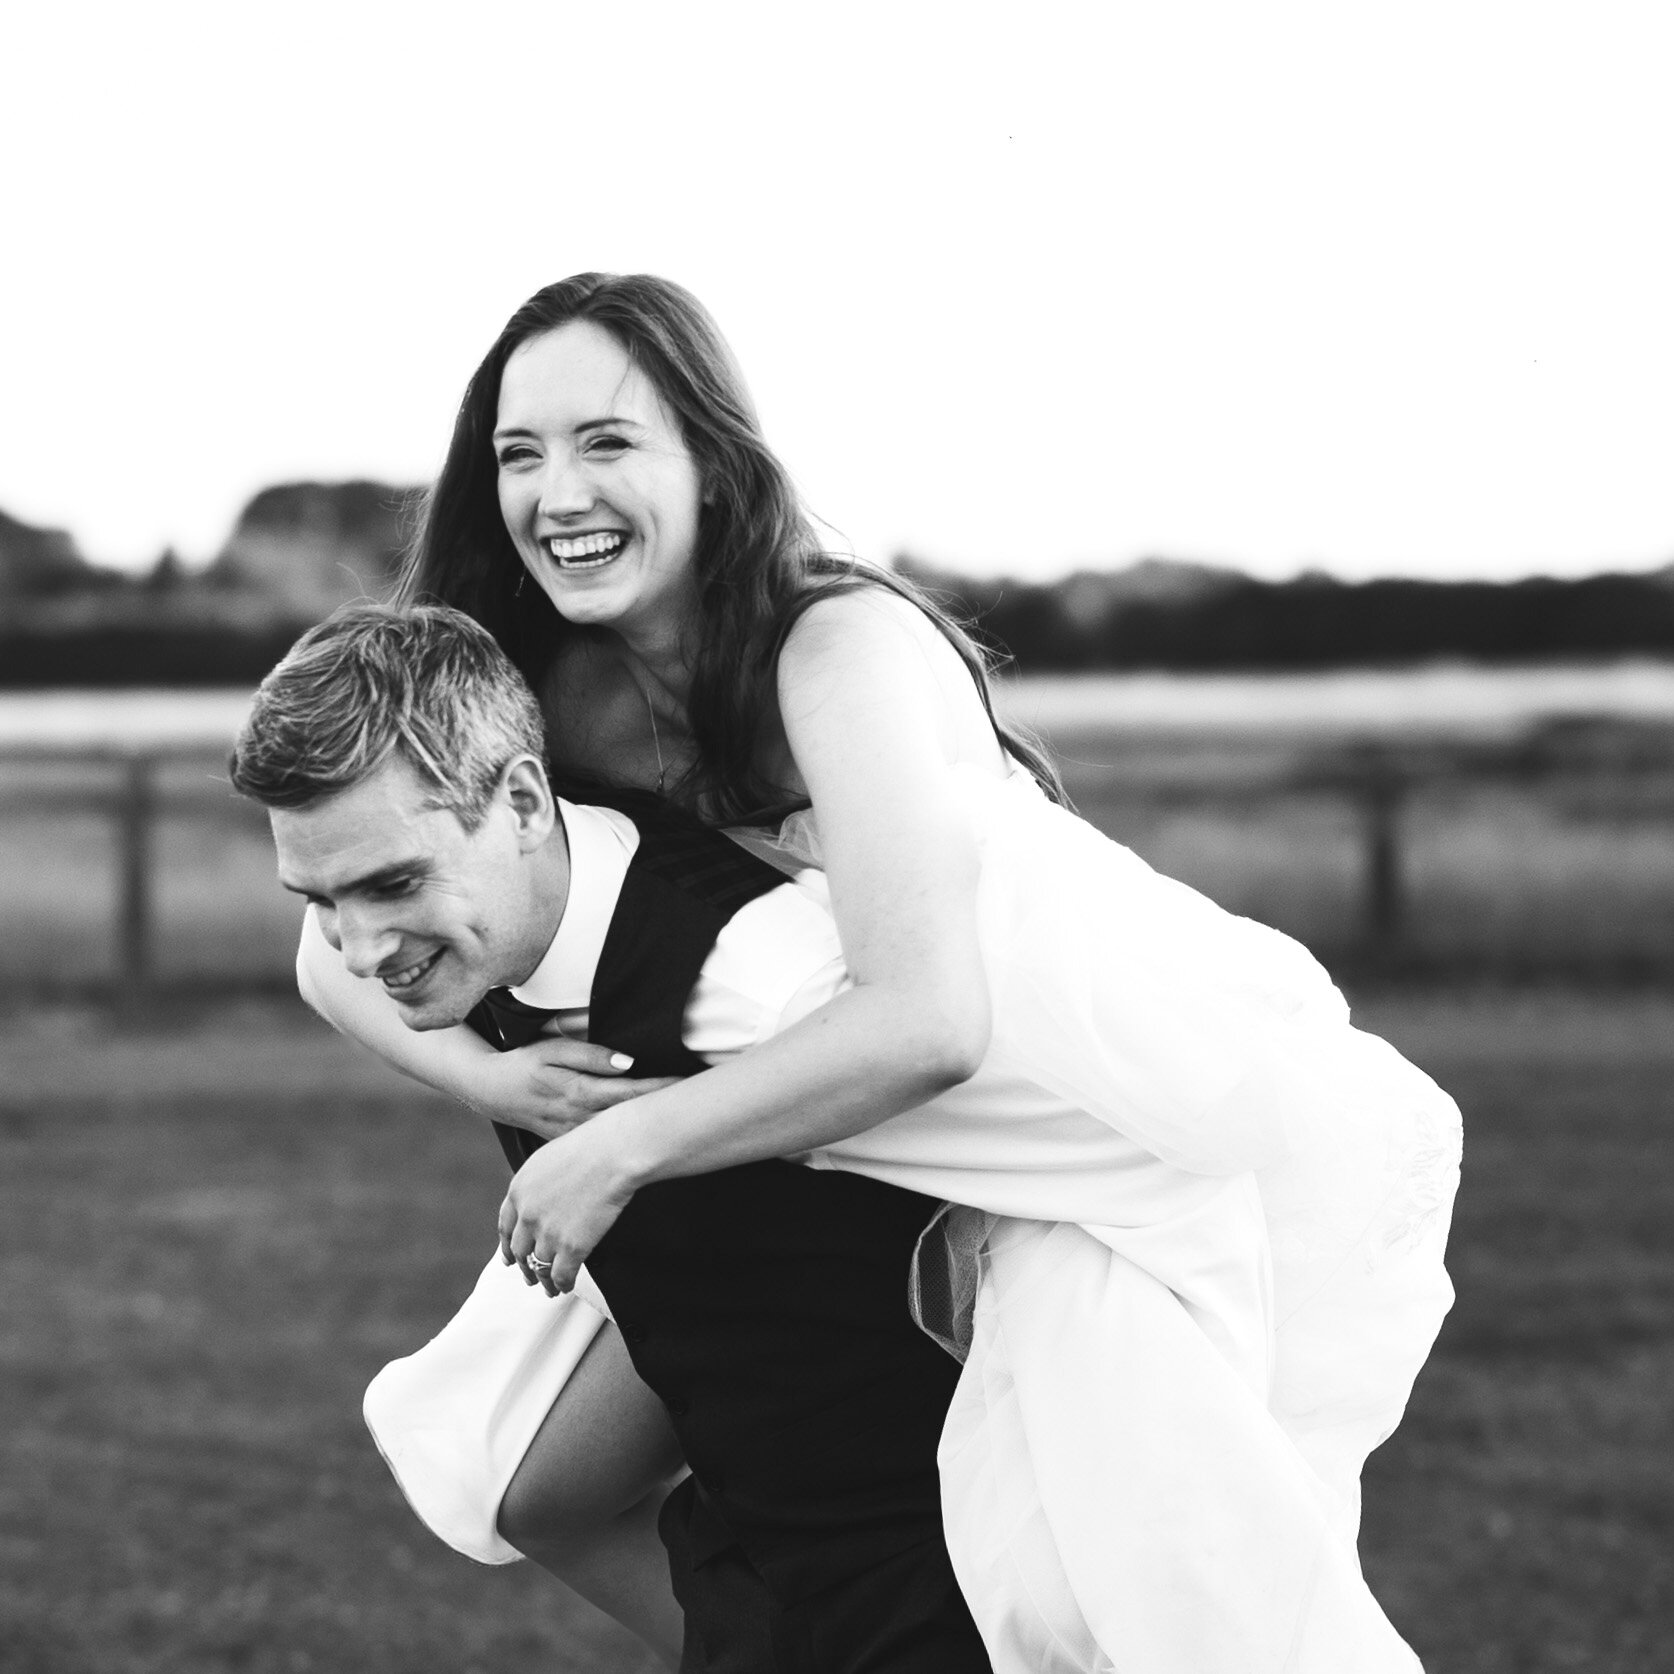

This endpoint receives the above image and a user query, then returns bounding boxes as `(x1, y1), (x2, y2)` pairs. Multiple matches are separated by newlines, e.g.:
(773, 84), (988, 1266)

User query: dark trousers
(661, 1477), (992, 1674)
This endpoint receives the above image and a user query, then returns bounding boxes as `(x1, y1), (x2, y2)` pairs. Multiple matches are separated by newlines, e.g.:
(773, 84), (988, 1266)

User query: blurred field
(2, 988), (1671, 1672)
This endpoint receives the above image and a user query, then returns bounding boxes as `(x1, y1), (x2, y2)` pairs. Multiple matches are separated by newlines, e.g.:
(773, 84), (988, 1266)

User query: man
(230, 602), (995, 1674)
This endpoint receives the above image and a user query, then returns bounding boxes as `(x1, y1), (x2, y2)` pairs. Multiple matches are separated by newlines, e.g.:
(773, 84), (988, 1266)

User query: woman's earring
(515, 569), (526, 597)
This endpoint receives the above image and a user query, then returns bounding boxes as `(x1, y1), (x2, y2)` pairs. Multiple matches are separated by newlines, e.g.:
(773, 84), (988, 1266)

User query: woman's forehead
(497, 321), (667, 430)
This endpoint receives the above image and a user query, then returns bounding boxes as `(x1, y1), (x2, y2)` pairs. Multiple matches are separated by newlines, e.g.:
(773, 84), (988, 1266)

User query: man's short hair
(229, 602), (547, 828)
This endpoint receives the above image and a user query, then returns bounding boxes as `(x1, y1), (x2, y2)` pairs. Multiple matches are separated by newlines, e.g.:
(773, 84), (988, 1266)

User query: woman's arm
(296, 908), (679, 1139)
(502, 589), (1009, 1289)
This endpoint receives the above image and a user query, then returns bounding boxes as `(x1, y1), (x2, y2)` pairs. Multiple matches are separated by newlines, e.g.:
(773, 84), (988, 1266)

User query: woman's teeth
(383, 948), (441, 992)
(548, 532), (626, 569)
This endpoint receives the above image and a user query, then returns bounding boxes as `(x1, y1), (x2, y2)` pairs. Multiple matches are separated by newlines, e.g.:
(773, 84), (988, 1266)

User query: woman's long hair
(400, 272), (1062, 820)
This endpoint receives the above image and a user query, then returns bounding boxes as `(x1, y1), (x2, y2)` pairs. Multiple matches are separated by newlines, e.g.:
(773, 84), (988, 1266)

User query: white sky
(4, 0), (1672, 583)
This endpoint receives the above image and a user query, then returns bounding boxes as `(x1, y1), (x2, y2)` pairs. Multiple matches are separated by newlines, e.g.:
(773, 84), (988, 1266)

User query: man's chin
(395, 992), (476, 1031)
(381, 948), (500, 1032)
(385, 973), (467, 1031)
(389, 974), (493, 1033)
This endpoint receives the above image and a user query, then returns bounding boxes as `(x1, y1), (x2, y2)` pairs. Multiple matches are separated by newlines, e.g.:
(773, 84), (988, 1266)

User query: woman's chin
(532, 567), (632, 625)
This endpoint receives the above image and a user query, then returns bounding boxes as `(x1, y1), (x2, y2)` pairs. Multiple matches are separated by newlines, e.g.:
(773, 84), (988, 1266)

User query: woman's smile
(547, 531), (627, 569)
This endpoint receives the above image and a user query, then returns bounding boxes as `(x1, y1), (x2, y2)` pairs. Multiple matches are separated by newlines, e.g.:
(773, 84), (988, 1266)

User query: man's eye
(372, 878), (419, 899)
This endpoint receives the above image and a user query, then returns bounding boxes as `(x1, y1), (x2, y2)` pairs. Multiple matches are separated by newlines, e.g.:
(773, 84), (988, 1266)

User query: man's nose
(333, 907), (402, 979)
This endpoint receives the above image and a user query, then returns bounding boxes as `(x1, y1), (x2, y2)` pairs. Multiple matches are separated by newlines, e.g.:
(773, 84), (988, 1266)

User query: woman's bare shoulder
(777, 584), (984, 715)
(778, 582), (1004, 772)
(780, 581), (952, 662)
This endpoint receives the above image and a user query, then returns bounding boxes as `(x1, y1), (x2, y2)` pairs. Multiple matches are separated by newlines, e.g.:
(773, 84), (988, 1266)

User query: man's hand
(466, 1033), (680, 1140)
(498, 1120), (640, 1296)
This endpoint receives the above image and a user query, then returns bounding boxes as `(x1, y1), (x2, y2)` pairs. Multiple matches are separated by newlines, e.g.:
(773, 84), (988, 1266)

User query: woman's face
(494, 321), (704, 642)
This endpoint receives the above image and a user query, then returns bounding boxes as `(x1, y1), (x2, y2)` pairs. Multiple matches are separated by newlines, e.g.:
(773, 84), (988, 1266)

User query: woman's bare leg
(496, 1321), (686, 1669)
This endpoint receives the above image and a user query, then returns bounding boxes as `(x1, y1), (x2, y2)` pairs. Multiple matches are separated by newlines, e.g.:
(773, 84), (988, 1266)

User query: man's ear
(501, 755), (556, 850)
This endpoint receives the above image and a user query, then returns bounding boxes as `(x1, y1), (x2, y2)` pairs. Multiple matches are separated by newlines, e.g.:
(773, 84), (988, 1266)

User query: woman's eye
(585, 434), (629, 456)
(496, 445), (537, 467)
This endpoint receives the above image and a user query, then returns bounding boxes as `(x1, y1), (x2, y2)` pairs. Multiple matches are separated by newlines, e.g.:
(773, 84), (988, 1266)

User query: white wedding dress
(369, 763), (1461, 1674)
(732, 765), (1461, 1674)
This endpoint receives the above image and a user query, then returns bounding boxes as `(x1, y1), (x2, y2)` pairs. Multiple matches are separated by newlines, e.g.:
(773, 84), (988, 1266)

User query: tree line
(2, 493), (1672, 685)
(897, 556), (1674, 671)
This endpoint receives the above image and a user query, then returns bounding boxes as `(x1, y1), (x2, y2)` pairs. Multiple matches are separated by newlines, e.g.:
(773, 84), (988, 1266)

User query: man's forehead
(271, 766), (450, 894)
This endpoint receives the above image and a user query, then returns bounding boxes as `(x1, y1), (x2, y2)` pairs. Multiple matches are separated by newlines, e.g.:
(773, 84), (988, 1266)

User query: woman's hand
(469, 1034), (681, 1141)
(498, 1118), (641, 1296)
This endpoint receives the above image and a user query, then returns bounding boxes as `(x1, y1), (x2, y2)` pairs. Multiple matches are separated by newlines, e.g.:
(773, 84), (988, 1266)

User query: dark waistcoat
(469, 796), (965, 1608)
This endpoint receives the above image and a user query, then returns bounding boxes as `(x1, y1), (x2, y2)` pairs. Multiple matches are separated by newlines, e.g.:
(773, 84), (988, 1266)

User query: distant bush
(899, 558), (1674, 671)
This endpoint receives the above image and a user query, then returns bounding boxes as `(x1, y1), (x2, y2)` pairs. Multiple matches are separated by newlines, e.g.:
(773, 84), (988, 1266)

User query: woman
(302, 274), (1459, 1672)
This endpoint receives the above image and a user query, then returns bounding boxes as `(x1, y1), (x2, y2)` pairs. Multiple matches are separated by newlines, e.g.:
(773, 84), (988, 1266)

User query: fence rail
(3, 731), (1673, 991)
(0, 743), (253, 993)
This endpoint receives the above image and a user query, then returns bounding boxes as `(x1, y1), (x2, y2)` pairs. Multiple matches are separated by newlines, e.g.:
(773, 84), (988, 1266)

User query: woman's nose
(537, 453), (596, 520)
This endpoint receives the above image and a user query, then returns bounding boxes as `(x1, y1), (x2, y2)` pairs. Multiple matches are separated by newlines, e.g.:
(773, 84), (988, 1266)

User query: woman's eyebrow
(492, 416), (645, 442)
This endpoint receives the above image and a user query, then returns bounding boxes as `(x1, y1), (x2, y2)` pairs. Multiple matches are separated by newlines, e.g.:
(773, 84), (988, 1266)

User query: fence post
(1357, 748), (1405, 963)
(115, 753), (156, 991)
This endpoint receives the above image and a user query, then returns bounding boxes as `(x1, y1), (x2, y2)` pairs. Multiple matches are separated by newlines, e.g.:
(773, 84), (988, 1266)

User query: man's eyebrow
(278, 859), (430, 899)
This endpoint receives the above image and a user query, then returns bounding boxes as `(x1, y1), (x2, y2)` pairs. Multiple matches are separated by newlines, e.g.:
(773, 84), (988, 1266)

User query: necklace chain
(643, 685), (667, 794)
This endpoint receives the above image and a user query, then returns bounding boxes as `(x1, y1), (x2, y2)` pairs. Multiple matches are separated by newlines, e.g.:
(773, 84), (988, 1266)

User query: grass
(1352, 992), (1674, 1673)
(0, 1002), (662, 1674)
(1, 990), (1671, 1672)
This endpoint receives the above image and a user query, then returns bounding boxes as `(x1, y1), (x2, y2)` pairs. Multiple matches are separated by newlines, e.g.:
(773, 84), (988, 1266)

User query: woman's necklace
(622, 646), (679, 795)
(645, 689), (667, 794)
(626, 666), (669, 794)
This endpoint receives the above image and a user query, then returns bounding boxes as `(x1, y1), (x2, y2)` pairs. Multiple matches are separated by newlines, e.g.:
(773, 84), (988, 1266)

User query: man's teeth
(548, 532), (626, 567)
(384, 949), (440, 991)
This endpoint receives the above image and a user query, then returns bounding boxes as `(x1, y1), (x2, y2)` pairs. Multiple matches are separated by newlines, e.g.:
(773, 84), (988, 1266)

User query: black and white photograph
(3, 4), (1671, 1671)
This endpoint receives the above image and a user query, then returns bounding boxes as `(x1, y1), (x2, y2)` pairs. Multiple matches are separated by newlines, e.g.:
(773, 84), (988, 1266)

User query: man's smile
(382, 946), (444, 994)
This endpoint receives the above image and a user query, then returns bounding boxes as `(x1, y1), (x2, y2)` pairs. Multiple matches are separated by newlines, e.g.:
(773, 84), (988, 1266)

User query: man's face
(272, 755), (548, 1030)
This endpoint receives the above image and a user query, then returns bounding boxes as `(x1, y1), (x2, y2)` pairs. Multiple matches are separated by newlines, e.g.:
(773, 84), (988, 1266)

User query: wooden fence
(0, 736), (1603, 992)
(0, 743), (253, 993)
